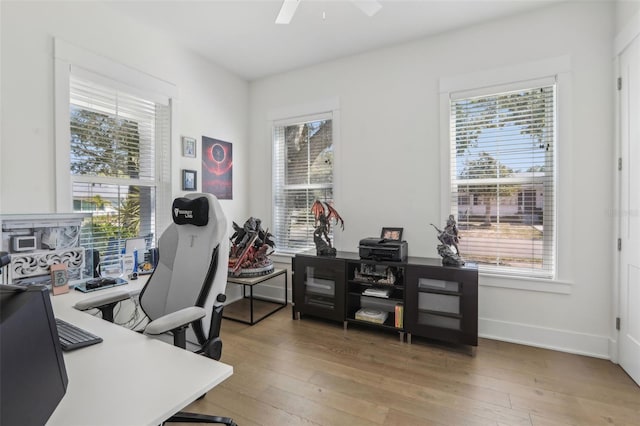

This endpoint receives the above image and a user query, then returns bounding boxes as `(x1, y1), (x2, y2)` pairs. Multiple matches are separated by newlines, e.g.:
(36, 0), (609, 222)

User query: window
(68, 74), (170, 256)
(273, 113), (334, 253)
(54, 40), (175, 260)
(449, 80), (556, 277)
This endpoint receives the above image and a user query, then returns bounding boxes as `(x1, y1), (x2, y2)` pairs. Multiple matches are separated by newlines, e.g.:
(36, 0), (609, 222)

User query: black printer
(358, 238), (408, 262)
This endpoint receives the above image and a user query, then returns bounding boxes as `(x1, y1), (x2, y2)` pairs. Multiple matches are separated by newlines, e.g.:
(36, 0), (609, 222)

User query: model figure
(311, 200), (344, 256)
(431, 215), (465, 266)
(228, 217), (275, 277)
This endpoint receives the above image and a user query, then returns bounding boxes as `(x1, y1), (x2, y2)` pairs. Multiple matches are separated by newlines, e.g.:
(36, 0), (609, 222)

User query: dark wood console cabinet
(291, 253), (346, 322)
(405, 259), (478, 347)
(292, 252), (478, 348)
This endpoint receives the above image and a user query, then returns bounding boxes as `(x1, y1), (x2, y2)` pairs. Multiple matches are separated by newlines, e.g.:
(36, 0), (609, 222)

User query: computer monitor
(124, 237), (147, 255)
(0, 285), (68, 425)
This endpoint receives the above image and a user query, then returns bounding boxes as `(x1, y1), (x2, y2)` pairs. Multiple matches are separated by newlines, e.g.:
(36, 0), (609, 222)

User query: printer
(358, 238), (408, 262)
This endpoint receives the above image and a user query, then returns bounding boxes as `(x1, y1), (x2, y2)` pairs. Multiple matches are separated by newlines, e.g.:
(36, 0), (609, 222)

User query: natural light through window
(449, 82), (556, 277)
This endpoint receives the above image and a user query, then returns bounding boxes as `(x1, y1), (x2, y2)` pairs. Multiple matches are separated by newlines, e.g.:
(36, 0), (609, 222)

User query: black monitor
(0, 285), (69, 425)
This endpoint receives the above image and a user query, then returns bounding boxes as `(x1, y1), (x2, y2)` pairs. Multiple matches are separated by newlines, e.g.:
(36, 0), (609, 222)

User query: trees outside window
(69, 75), (168, 256)
(273, 115), (334, 253)
(450, 84), (555, 276)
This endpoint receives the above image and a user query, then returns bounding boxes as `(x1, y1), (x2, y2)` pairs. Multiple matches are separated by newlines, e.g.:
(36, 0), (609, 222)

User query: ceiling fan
(275, 0), (382, 24)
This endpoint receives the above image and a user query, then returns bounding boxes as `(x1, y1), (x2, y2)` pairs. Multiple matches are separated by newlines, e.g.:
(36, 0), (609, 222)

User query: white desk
(47, 279), (233, 426)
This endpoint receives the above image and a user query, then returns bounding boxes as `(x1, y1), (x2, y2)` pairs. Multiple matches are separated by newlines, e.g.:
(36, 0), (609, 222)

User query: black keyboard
(55, 318), (103, 351)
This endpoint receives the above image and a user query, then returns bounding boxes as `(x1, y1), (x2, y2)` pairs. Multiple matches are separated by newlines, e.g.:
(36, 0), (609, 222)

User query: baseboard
(248, 281), (288, 303)
(479, 317), (611, 359)
(609, 337), (619, 364)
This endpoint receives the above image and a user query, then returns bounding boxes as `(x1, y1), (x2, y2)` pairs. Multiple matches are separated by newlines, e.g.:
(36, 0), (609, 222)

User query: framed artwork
(202, 136), (232, 200)
(182, 136), (196, 158)
(182, 169), (197, 191)
(381, 227), (403, 241)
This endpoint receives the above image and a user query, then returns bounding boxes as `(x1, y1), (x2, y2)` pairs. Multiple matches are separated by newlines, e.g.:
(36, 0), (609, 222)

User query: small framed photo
(182, 136), (196, 158)
(381, 227), (403, 241)
(182, 169), (197, 191)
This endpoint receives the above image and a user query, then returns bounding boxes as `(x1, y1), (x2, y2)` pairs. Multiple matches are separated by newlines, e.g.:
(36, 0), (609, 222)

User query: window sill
(271, 252), (295, 265)
(479, 272), (572, 294)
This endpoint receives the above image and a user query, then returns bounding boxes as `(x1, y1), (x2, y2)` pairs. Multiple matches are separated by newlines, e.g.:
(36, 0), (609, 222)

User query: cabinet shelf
(349, 291), (403, 302)
(346, 317), (401, 331)
(348, 280), (403, 288)
(305, 289), (335, 297)
(418, 288), (461, 296)
(417, 308), (462, 319)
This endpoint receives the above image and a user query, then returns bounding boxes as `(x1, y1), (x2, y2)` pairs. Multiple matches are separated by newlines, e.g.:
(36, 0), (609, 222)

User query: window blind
(273, 114), (334, 253)
(450, 82), (556, 277)
(69, 74), (169, 257)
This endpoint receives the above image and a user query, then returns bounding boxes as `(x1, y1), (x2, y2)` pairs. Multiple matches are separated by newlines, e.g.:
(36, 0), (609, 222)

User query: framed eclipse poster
(202, 136), (232, 199)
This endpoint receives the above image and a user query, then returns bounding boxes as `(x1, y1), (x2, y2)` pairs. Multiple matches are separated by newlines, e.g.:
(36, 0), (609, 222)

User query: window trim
(54, 38), (177, 234)
(439, 56), (572, 285)
(268, 98), (341, 254)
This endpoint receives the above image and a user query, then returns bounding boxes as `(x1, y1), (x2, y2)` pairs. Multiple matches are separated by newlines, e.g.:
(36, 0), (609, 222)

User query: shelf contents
(394, 304), (404, 328)
(353, 263), (398, 285)
(355, 308), (388, 324)
(362, 287), (391, 298)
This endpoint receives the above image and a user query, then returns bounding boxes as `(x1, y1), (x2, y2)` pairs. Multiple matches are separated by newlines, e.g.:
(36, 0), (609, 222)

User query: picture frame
(182, 169), (197, 191)
(202, 136), (233, 200)
(50, 263), (69, 296)
(182, 136), (196, 158)
(381, 227), (403, 241)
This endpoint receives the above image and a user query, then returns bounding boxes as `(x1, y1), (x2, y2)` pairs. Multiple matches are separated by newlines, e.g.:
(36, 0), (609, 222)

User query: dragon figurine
(311, 200), (344, 256)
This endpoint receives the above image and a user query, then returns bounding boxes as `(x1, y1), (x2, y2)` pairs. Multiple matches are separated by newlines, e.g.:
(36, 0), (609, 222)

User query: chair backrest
(139, 193), (229, 344)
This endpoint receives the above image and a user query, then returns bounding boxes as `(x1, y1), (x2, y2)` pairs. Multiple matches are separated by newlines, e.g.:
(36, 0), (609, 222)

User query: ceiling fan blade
(352, 0), (382, 17)
(275, 0), (301, 25)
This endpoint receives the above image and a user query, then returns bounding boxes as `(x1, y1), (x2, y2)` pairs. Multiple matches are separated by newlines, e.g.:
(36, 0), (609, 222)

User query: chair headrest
(172, 197), (209, 226)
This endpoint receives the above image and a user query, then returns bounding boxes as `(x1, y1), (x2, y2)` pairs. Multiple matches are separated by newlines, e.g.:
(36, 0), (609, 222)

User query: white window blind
(69, 74), (170, 257)
(450, 81), (556, 277)
(273, 114), (333, 253)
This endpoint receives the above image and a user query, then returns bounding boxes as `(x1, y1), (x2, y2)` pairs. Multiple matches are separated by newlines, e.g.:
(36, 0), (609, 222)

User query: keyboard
(55, 318), (103, 351)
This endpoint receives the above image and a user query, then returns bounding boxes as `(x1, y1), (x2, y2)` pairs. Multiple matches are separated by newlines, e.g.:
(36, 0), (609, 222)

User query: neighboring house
(456, 172), (545, 225)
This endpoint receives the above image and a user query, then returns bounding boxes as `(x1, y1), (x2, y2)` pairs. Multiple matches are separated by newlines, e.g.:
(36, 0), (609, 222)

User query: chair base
(165, 411), (237, 425)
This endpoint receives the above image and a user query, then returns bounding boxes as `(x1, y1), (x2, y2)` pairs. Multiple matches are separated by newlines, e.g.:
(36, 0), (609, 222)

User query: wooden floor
(183, 306), (640, 426)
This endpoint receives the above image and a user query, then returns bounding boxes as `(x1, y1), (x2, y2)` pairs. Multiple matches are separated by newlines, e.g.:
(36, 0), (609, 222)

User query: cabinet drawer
(305, 270), (335, 296)
(418, 312), (461, 330)
(418, 293), (460, 314)
(418, 278), (459, 292)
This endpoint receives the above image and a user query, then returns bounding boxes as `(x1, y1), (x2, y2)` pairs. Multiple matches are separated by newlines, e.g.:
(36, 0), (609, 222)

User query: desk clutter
(74, 277), (128, 293)
(0, 213), (157, 292)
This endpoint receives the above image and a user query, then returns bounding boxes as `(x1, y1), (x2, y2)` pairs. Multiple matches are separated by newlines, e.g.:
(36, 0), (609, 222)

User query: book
(394, 304), (404, 328)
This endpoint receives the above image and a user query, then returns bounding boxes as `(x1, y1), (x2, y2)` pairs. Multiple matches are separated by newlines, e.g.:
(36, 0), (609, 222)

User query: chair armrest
(74, 289), (132, 311)
(144, 306), (206, 336)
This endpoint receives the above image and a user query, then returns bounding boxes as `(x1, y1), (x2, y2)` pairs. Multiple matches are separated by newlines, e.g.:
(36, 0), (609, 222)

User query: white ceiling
(108, 0), (561, 81)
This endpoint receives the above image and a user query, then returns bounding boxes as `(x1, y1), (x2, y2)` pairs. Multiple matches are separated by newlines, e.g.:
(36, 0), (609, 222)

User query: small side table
(223, 268), (288, 325)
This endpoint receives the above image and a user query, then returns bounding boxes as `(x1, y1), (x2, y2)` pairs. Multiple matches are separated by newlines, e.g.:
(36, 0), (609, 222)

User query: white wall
(0, 1), (249, 225)
(616, 0), (640, 30)
(249, 1), (616, 357)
